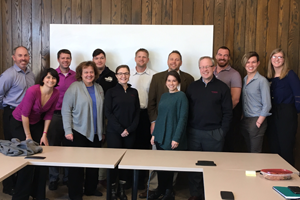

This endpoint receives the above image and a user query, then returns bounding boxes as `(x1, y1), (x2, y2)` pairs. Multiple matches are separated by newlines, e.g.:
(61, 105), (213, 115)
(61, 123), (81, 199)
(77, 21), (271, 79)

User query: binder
(273, 186), (300, 199)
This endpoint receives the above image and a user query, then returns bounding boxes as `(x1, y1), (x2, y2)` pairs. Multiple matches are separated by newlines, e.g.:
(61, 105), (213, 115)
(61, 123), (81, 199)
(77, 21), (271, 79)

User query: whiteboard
(50, 24), (214, 79)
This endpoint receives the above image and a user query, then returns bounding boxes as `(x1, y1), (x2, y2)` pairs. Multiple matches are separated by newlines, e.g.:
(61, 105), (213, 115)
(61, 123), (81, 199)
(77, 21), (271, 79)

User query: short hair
(12, 46), (28, 55)
(135, 48), (149, 57)
(39, 68), (60, 87)
(75, 61), (99, 82)
(217, 46), (231, 56)
(267, 48), (289, 79)
(168, 50), (182, 61)
(241, 51), (260, 67)
(198, 56), (215, 66)
(57, 49), (72, 59)
(165, 70), (181, 83)
(115, 65), (130, 74)
(92, 49), (106, 58)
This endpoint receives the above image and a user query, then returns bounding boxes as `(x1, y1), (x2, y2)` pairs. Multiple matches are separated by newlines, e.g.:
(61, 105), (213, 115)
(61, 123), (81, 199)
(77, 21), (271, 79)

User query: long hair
(267, 48), (289, 79)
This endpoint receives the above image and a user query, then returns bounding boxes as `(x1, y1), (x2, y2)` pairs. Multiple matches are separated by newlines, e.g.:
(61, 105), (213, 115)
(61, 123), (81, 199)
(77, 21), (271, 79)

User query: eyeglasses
(199, 66), (213, 70)
(272, 56), (284, 59)
(116, 72), (130, 76)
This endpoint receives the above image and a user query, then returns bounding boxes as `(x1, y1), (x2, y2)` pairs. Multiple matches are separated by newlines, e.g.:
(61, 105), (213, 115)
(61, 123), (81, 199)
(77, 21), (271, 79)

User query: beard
(217, 59), (229, 68)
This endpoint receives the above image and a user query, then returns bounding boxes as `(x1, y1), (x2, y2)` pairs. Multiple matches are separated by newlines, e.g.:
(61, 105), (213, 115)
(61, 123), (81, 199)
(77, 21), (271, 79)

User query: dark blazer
(147, 70), (194, 122)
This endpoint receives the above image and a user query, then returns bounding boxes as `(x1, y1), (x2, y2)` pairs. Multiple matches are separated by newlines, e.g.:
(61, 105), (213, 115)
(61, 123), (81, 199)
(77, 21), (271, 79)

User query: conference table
(118, 149), (299, 200)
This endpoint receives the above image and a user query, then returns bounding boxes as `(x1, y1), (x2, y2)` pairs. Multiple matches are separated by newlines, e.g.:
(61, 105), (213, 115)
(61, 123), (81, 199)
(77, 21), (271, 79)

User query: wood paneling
(1, 0), (300, 164)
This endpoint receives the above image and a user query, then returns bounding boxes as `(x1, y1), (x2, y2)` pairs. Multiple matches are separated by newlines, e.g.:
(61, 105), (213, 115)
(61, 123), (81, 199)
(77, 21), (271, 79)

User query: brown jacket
(147, 70), (194, 122)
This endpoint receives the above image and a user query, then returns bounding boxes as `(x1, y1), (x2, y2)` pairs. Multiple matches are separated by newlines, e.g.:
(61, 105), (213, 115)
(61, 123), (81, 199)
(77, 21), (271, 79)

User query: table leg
(131, 169), (139, 200)
(107, 169), (111, 200)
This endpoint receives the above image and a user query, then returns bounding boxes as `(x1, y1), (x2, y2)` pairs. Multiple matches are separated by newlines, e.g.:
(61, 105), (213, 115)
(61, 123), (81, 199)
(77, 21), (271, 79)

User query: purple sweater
(13, 84), (59, 124)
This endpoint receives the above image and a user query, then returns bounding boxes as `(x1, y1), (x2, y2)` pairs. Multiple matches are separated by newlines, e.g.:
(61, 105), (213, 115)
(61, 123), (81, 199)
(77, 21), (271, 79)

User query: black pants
(267, 104), (298, 166)
(47, 112), (69, 182)
(134, 109), (151, 186)
(107, 130), (136, 184)
(64, 129), (102, 200)
(10, 117), (48, 200)
(2, 106), (17, 191)
(155, 143), (174, 194)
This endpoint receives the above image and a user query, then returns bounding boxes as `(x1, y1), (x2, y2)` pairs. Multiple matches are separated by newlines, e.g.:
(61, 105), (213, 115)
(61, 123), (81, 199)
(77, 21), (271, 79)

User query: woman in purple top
(267, 48), (300, 166)
(10, 68), (59, 200)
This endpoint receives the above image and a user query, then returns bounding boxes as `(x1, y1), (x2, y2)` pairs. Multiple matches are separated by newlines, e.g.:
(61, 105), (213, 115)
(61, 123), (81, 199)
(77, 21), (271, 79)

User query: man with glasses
(186, 56), (232, 200)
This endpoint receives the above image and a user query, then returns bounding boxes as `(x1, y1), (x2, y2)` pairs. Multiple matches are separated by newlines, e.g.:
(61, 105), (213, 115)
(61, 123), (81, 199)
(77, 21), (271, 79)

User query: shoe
(138, 183), (146, 190)
(111, 183), (118, 200)
(118, 180), (128, 200)
(84, 189), (103, 196)
(161, 189), (174, 200)
(99, 179), (107, 189)
(3, 188), (15, 195)
(188, 196), (201, 200)
(139, 190), (155, 199)
(49, 180), (58, 190)
(148, 191), (164, 200)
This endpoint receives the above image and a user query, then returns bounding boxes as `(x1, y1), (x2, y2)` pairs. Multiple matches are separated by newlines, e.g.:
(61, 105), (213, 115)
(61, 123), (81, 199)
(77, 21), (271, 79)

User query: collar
(245, 71), (259, 82)
(214, 65), (231, 75)
(13, 64), (30, 74)
(201, 75), (216, 85)
(56, 67), (73, 75)
(132, 66), (150, 75)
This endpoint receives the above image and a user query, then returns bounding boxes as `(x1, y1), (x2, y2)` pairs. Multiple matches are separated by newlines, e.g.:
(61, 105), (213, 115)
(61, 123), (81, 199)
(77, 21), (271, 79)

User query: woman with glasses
(266, 48), (300, 166)
(104, 65), (140, 200)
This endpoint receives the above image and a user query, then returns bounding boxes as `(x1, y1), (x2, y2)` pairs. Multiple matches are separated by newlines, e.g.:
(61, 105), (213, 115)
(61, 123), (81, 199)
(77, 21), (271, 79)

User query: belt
(5, 105), (16, 110)
(54, 110), (61, 115)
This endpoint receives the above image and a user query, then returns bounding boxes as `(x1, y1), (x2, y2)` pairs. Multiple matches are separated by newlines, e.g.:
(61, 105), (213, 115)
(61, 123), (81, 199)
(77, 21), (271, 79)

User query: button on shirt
(242, 71), (271, 117)
(129, 67), (156, 109)
(0, 64), (35, 109)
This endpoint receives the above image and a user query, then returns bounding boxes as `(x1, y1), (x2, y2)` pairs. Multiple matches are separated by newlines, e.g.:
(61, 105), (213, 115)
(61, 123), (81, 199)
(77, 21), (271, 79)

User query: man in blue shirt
(0, 46), (35, 195)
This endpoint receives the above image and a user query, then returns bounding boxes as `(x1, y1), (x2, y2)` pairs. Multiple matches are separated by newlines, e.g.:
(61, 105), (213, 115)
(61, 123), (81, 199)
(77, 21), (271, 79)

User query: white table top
(119, 149), (298, 172)
(203, 168), (300, 200)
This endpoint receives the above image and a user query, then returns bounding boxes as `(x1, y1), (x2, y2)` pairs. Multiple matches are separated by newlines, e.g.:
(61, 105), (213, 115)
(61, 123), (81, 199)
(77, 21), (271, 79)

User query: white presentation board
(50, 24), (214, 79)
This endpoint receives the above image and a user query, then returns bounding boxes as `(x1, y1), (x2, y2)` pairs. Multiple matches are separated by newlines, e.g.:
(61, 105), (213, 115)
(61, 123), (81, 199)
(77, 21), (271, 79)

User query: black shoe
(118, 181), (128, 200)
(3, 188), (15, 195)
(161, 189), (175, 200)
(111, 183), (118, 200)
(148, 191), (164, 200)
(84, 189), (103, 196)
(49, 180), (58, 190)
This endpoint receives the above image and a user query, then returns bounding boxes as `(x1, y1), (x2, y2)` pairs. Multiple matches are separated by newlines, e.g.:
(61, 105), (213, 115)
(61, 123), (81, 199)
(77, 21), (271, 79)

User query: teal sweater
(152, 91), (188, 150)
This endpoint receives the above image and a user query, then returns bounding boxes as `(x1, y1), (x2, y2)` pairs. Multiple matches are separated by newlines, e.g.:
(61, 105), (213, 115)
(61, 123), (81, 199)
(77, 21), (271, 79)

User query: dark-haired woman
(10, 68), (60, 200)
(149, 70), (188, 200)
(105, 65), (140, 200)
(62, 61), (104, 200)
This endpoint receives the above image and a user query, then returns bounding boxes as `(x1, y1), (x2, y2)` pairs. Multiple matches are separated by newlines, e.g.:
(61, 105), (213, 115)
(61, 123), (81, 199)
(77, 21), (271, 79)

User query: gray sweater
(62, 81), (104, 142)
(0, 138), (43, 156)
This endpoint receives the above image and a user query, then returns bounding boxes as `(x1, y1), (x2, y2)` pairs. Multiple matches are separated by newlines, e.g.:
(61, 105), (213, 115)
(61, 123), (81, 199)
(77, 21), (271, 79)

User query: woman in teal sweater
(150, 70), (188, 200)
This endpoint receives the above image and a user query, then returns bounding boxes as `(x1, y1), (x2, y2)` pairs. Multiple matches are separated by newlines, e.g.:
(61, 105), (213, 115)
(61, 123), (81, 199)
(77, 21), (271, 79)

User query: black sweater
(95, 66), (118, 94)
(104, 83), (140, 134)
(186, 76), (232, 133)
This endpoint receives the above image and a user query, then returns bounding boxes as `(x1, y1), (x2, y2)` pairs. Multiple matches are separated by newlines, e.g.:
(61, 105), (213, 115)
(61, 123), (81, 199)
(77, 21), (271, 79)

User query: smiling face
(82, 66), (95, 86)
(116, 67), (130, 85)
(12, 47), (30, 71)
(245, 56), (260, 75)
(58, 53), (71, 71)
(168, 53), (182, 71)
(199, 58), (215, 83)
(43, 73), (57, 88)
(271, 52), (284, 69)
(166, 75), (179, 93)
(135, 51), (149, 68)
(215, 48), (230, 68)
(93, 53), (106, 71)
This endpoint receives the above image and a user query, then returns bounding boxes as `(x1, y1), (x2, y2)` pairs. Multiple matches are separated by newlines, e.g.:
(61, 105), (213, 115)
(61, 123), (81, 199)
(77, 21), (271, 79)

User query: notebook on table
(273, 186), (300, 199)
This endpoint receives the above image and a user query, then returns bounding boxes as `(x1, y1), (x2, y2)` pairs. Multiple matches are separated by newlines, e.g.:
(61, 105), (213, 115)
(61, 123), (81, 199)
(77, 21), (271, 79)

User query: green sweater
(152, 91), (188, 150)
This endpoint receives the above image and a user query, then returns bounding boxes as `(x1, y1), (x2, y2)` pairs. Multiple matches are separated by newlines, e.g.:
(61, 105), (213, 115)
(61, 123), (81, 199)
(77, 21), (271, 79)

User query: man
(186, 56), (232, 200)
(129, 48), (156, 190)
(0, 46), (35, 195)
(93, 48), (117, 94)
(48, 49), (76, 191)
(139, 50), (194, 198)
(92, 48), (117, 189)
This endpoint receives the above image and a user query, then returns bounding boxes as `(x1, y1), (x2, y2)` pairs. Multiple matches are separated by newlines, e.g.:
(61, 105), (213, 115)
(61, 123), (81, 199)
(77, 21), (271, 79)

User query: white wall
(50, 24), (214, 79)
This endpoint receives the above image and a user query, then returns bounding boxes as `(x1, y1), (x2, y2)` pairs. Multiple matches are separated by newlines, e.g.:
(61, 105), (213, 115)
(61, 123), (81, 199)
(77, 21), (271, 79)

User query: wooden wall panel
(41, 0), (51, 69)
(132, 0), (141, 24)
(101, 0), (111, 24)
(91, 0), (101, 24)
(182, 0), (193, 25)
(2, 0), (12, 69)
(152, 0), (162, 24)
(277, 0), (290, 52)
(12, 0), (22, 49)
(0, 0), (3, 140)
(52, 0), (62, 24)
(22, 0), (32, 57)
(72, 0), (82, 24)
(82, 0), (92, 24)
(121, 0), (132, 24)
(172, 0), (182, 25)
(141, 0), (151, 24)
(245, 0), (257, 53)
(224, 0), (235, 61)
(62, 0), (71, 24)
(204, 0), (214, 25)
(162, 0), (172, 24)
(112, 0), (121, 24)
(288, 0), (299, 74)
(193, 0), (204, 25)
(213, 0), (224, 54)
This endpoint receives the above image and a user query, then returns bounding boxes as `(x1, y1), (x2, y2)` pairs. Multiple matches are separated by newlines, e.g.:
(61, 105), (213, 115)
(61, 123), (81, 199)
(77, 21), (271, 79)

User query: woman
(10, 68), (60, 200)
(149, 70), (188, 200)
(240, 52), (271, 153)
(62, 61), (104, 200)
(104, 65), (140, 200)
(267, 48), (300, 166)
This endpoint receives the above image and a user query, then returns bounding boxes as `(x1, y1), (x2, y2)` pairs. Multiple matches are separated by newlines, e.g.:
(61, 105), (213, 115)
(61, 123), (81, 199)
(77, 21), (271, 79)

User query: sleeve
(0, 71), (13, 109)
(172, 93), (188, 142)
(43, 90), (60, 120)
(231, 71), (242, 88)
(147, 75), (158, 122)
(287, 70), (300, 113)
(127, 89), (140, 133)
(20, 87), (36, 117)
(259, 78), (272, 117)
(104, 88), (125, 133)
(62, 86), (75, 135)
(221, 86), (233, 134)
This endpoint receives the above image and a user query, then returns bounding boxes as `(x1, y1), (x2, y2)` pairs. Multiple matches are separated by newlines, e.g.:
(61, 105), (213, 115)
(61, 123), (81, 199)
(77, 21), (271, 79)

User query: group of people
(0, 45), (300, 200)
